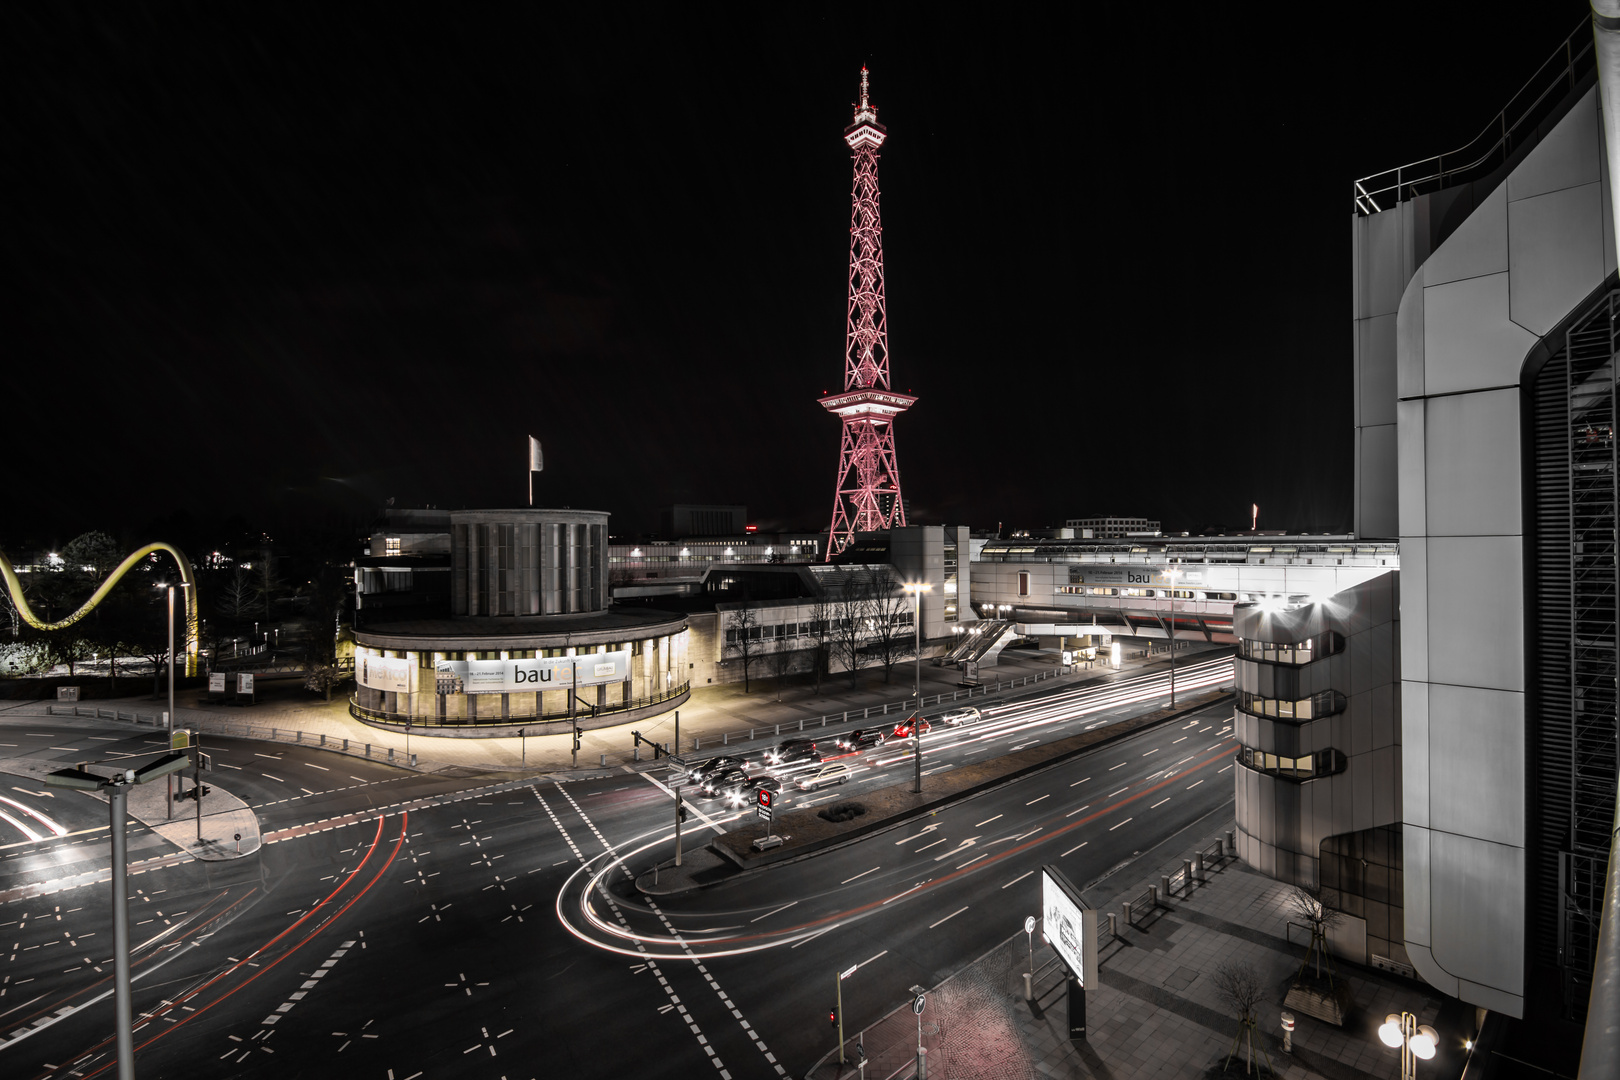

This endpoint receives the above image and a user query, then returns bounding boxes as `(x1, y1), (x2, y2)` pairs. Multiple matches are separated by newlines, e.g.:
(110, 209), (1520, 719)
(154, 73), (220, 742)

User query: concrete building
(1062, 516), (1161, 538)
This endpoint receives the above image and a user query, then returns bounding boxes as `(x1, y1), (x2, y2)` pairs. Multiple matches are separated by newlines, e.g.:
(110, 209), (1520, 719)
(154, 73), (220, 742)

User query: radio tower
(821, 67), (916, 558)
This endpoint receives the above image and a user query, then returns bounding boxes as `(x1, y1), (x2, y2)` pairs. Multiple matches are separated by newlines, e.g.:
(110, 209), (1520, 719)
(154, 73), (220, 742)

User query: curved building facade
(352, 509), (689, 734)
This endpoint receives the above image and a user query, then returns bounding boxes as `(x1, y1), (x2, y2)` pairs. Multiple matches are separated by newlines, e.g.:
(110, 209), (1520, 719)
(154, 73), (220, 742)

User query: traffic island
(637, 689), (1233, 894)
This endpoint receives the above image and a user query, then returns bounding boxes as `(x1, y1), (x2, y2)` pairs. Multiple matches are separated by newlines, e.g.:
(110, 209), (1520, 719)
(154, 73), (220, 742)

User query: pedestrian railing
(1119, 884), (1160, 928)
(45, 704), (431, 771)
(692, 666), (1068, 752)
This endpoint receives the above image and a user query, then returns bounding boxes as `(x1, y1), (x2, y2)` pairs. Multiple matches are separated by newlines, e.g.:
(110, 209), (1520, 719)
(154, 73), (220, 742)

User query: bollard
(843, 710), (849, 724)
(388, 748), (395, 762)
(633, 745), (640, 762)
(1193, 852), (1204, 881)
(410, 753), (417, 767)
(1183, 859), (1194, 892)
(343, 738), (349, 751)
(365, 743), (372, 758)
(1121, 900), (1133, 926)
(320, 733), (327, 747)
(600, 754), (606, 767)
(774, 724), (780, 736)
(1107, 912), (1117, 937)
(722, 732), (728, 746)
(1023, 971), (1033, 1001)
(1161, 874), (1171, 900)
(1148, 885), (1158, 907)
(749, 727), (754, 740)
(1226, 830), (1236, 856)
(1280, 1011), (1295, 1053)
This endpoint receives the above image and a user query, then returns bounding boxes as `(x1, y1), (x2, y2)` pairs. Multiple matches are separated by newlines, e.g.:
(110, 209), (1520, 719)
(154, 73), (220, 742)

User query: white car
(795, 762), (852, 792)
(937, 706), (981, 726)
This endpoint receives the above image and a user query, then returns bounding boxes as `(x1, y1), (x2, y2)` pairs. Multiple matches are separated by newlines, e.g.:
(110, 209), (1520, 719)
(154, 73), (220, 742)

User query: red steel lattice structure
(822, 67), (916, 558)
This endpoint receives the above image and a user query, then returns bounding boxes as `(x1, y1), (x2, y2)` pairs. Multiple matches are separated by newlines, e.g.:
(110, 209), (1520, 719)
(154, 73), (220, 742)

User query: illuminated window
(1239, 631), (1344, 665)
(385, 537), (402, 557)
(1236, 689), (1346, 722)
(1237, 745), (1346, 781)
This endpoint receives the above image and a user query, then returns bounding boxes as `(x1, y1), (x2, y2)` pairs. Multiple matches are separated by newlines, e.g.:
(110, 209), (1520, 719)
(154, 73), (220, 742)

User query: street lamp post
(1379, 1012), (1438, 1080)
(903, 583), (931, 794)
(46, 752), (192, 1080)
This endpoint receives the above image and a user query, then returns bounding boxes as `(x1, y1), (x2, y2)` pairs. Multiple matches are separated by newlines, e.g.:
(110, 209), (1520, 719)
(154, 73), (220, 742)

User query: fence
(348, 680), (690, 730)
(693, 666), (1066, 751)
(45, 704), (428, 770)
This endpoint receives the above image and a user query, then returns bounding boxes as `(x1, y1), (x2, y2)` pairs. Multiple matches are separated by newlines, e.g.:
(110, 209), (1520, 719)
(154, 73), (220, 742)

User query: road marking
(1069, 777), (1090, 786)
(858, 950), (887, 969)
(1001, 870), (1033, 889)
(751, 902), (798, 923)
(254, 753), (281, 760)
(1172, 737), (1188, 744)
(1187, 780), (1204, 789)
(261, 773), (284, 782)
(1151, 798), (1170, 809)
(1025, 795), (1048, 806)
(304, 763), (330, 771)
(1108, 762), (1127, 771)
(1108, 817), (1134, 831)
(1061, 841), (1088, 857)
(929, 906), (969, 929)
(976, 815), (1002, 827)
(841, 867), (880, 885)
(1064, 805), (1091, 818)
(956, 854), (988, 869)
(1107, 787), (1128, 798)
(1219, 765), (1233, 773)
(916, 838), (947, 852)
(791, 927), (833, 949)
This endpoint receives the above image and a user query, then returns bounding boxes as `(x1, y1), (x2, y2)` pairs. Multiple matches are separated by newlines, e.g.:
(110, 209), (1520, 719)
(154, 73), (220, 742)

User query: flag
(529, 436), (543, 472)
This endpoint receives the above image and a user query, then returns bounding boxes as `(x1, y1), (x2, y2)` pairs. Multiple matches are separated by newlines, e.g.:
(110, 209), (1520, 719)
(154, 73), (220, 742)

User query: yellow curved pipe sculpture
(0, 543), (199, 677)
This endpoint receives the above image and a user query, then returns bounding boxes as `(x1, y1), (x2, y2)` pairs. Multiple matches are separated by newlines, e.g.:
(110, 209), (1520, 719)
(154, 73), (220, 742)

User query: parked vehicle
(795, 762), (853, 792)
(700, 767), (750, 797)
(890, 716), (931, 740)
(937, 706), (981, 726)
(766, 739), (819, 767)
(835, 729), (886, 751)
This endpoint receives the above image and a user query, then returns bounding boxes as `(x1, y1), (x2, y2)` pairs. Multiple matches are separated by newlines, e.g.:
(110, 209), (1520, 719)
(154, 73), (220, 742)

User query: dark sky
(3, 4), (1593, 546)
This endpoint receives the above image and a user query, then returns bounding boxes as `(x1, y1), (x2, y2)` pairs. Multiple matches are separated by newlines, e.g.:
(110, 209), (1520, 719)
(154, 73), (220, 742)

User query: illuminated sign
(1066, 567), (1204, 587)
(237, 674), (255, 694)
(433, 651), (631, 695)
(358, 654), (413, 693)
(1041, 864), (1098, 989)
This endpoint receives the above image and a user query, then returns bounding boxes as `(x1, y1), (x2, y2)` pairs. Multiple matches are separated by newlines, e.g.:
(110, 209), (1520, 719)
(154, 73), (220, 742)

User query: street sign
(208, 673), (226, 694)
(912, 993), (927, 1015)
(757, 788), (774, 809)
(170, 729), (191, 751)
(1025, 915), (1036, 935)
(237, 673), (255, 695)
(840, 964), (858, 981)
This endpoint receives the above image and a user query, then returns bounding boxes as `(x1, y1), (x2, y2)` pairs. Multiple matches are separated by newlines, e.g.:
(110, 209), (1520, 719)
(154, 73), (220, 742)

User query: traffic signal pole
(675, 785), (684, 867)
(836, 969), (846, 1066)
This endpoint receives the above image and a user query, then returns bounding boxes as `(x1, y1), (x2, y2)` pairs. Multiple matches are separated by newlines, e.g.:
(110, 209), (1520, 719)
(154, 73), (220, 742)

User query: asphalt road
(0, 663), (1236, 1079)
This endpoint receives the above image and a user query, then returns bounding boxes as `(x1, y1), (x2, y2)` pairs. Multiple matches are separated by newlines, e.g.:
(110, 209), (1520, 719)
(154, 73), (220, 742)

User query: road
(0, 660), (1236, 1079)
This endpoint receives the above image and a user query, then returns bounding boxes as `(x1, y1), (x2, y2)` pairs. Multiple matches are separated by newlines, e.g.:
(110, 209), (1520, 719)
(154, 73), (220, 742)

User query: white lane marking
(929, 906), (969, 929)
(304, 763), (330, 771)
(916, 838), (948, 853)
(253, 753), (281, 760)
(1150, 798), (1170, 809)
(751, 902), (798, 923)
(1108, 817), (1134, 831)
(858, 950), (887, 969)
(1172, 737), (1188, 744)
(841, 867), (881, 885)
(955, 854), (988, 869)
(1064, 805), (1091, 818)
(1143, 749), (1159, 756)
(1025, 795), (1048, 806)
(883, 882), (926, 905)
(261, 773), (284, 782)
(1108, 762), (1127, 771)
(1187, 780), (1204, 789)
(1002, 871), (1033, 890)
(1069, 777), (1090, 787)
(636, 772), (728, 836)
(790, 927), (833, 949)
(1219, 765), (1233, 773)
(1061, 841), (1088, 857)
(1107, 787), (1128, 798)
(976, 815), (1002, 827)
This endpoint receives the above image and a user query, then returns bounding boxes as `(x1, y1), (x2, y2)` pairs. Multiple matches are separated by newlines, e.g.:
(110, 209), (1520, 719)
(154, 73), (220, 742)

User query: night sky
(4, 4), (1593, 548)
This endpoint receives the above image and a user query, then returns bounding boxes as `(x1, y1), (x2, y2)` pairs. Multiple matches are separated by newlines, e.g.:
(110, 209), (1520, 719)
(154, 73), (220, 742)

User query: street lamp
(1379, 1012), (1438, 1080)
(46, 752), (192, 1080)
(903, 583), (931, 794)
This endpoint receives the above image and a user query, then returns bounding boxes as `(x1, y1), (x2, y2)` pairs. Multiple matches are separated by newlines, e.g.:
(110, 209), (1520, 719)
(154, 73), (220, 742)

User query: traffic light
(829, 1007), (838, 1027)
(572, 730), (581, 751)
(677, 801), (688, 823)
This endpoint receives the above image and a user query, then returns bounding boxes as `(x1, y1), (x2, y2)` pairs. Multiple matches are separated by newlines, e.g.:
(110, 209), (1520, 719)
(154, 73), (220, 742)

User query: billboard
(1066, 566), (1204, 587)
(1041, 864), (1098, 989)
(209, 673), (226, 694)
(358, 655), (413, 693)
(432, 651), (631, 695)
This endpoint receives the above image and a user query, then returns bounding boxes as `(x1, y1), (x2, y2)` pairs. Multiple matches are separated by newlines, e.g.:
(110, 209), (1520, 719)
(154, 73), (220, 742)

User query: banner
(237, 673), (255, 694)
(358, 655), (413, 693)
(433, 650), (631, 695)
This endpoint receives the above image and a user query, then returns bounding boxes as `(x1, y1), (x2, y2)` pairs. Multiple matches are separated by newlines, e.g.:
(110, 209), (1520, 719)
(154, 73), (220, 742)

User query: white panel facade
(1421, 390), (1521, 537)
(1422, 273), (1540, 395)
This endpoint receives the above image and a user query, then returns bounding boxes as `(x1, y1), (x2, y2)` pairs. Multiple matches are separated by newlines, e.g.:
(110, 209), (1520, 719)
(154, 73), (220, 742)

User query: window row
(722, 612), (913, 644)
(1055, 586), (1239, 601)
(1236, 689), (1345, 722)
(1239, 631), (1344, 666)
(1237, 746), (1346, 781)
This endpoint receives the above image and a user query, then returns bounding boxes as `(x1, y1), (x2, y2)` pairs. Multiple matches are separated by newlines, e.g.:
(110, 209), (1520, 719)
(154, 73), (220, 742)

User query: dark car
(836, 729), (886, 751)
(890, 716), (932, 740)
(685, 756), (746, 784)
(700, 767), (751, 797)
(765, 739), (819, 767)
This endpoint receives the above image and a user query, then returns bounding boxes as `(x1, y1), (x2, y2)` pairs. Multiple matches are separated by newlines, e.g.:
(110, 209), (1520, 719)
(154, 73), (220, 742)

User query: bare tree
(830, 576), (874, 690)
(1285, 885), (1345, 986)
(217, 568), (261, 622)
(806, 592), (835, 694)
(769, 621), (796, 701)
(1213, 962), (1273, 1076)
(864, 571), (915, 685)
(723, 602), (761, 693)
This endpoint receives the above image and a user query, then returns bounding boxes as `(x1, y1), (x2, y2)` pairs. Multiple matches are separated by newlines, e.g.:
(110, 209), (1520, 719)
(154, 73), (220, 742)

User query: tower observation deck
(822, 67), (914, 558)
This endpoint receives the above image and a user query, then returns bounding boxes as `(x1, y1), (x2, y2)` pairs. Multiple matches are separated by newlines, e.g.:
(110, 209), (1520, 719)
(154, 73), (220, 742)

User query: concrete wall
(1396, 87), (1617, 1018)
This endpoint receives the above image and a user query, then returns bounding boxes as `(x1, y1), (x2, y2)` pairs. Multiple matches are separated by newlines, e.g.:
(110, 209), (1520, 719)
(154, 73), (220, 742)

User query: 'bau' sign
(433, 651), (631, 695)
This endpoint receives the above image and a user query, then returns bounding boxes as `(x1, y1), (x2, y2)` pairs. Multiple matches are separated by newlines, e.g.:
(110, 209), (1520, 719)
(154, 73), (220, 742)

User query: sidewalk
(807, 817), (1465, 1080)
(17, 646), (1205, 780)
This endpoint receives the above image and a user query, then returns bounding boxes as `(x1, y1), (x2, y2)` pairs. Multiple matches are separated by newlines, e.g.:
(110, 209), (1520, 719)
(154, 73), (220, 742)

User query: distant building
(1062, 516), (1161, 539)
(661, 505), (746, 537)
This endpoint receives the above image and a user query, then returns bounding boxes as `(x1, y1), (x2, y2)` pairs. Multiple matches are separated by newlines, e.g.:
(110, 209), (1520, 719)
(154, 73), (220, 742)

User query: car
(719, 775), (783, 809)
(765, 739), (819, 767)
(685, 756), (746, 784)
(890, 716), (932, 740)
(836, 729), (886, 751)
(795, 762), (853, 792)
(714, 773), (761, 805)
(937, 706), (981, 726)
(700, 767), (750, 797)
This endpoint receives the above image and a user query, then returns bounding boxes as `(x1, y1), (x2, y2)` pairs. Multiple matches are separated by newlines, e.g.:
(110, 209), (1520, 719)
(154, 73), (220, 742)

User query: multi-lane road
(0, 657), (1236, 1078)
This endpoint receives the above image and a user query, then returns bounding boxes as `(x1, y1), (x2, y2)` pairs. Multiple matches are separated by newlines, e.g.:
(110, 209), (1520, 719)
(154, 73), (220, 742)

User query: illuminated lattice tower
(822, 66), (915, 558)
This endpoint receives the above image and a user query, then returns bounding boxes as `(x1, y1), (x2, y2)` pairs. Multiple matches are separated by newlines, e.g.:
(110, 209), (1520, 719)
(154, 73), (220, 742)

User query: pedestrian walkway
(16, 646), (1207, 780)
(807, 816), (1463, 1080)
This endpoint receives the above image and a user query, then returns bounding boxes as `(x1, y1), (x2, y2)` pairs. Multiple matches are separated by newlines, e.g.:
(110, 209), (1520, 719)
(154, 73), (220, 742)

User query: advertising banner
(1066, 566), (1204, 587)
(237, 673), (255, 695)
(433, 650), (631, 695)
(1041, 864), (1098, 989)
(358, 655), (413, 693)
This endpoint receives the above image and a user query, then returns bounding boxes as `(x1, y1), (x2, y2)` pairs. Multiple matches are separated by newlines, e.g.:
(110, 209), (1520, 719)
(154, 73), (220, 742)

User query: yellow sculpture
(0, 544), (199, 677)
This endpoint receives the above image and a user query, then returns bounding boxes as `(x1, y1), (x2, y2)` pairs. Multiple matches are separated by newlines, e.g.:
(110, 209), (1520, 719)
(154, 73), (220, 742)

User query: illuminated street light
(903, 582), (932, 794)
(1378, 1011), (1439, 1079)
